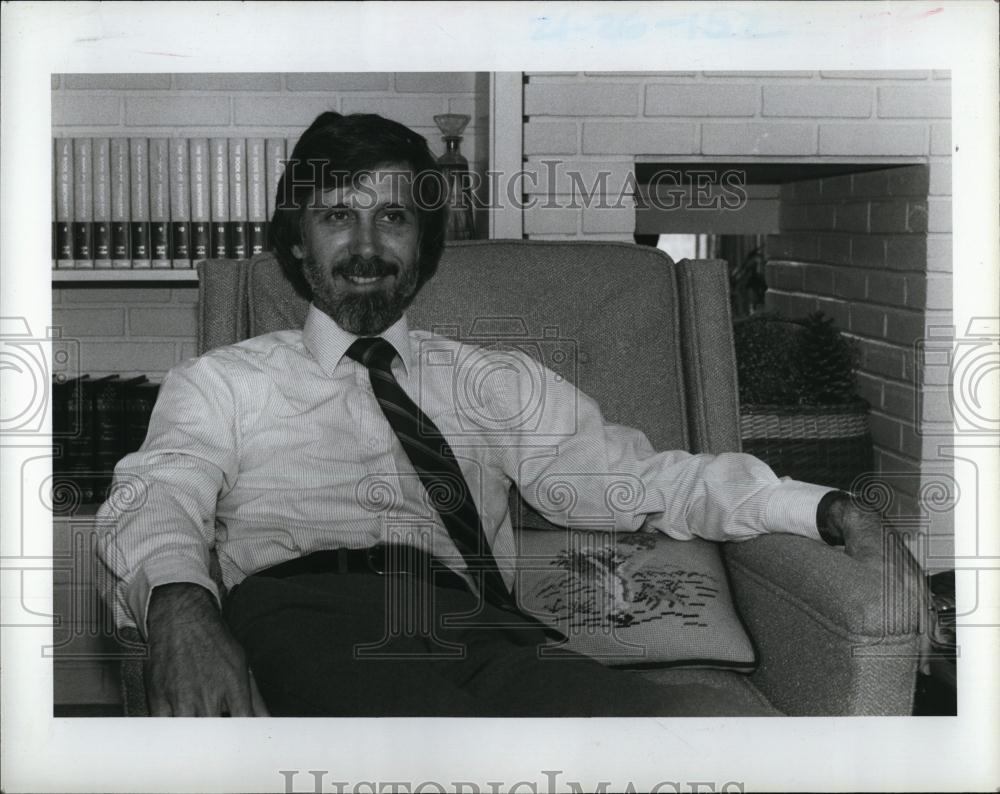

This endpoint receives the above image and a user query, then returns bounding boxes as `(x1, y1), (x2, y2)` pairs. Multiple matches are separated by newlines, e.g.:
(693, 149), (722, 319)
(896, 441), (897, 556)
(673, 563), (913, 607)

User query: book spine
(66, 377), (97, 504)
(149, 138), (171, 268)
(129, 138), (151, 268)
(125, 383), (160, 454)
(168, 138), (191, 268)
(52, 143), (56, 267)
(51, 376), (68, 468)
(73, 138), (94, 268)
(246, 138), (267, 257)
(54, 138), (74, 269)
(51, 376), (82, 512)
(92, 138), (112, 267)
(110, 138), (131, 268)
(265, 137), (286, 250)
(114, 376), (148, 458)
(209, 137), (229, 258)
(228, 138), (248, 259)
(189, 138), (210, 262)
(92, 376), (121, 499)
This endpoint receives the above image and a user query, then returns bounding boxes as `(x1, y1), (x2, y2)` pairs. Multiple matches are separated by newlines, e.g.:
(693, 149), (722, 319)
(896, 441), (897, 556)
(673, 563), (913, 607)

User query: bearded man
(98, 112), (891, 718)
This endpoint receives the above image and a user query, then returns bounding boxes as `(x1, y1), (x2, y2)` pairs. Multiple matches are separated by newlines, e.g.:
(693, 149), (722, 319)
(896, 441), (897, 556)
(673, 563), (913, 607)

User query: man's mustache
(333, 256), (398, 278)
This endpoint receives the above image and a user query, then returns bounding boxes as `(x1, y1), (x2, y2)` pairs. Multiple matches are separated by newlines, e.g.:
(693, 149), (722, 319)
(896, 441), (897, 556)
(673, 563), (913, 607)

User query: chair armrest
(724, 534), (920, 715)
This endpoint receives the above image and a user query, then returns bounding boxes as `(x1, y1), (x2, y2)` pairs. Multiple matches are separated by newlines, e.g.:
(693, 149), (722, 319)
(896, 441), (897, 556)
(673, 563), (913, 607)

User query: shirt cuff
(127, 559), (223, 639)
(764, 478), (839, 542)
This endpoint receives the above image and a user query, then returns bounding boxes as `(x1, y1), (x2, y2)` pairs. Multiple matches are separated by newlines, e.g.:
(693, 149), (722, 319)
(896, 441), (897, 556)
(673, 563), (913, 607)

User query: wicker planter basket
(740, 399), (875, 491)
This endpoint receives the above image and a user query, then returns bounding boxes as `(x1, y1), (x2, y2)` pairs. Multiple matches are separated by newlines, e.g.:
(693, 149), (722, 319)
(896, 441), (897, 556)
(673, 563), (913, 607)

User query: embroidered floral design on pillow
(530, 536), (720, 631)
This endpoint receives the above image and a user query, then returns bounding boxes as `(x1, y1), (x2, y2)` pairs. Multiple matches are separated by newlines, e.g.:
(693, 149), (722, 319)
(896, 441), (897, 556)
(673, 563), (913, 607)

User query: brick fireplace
(766, 164), (945, 524)
(521, 71), (953, 551)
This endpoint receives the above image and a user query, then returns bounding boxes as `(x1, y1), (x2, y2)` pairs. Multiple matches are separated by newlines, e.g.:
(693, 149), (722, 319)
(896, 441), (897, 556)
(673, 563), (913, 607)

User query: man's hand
(144, 582), (269, 717)
(825, 496), (916, 570)
(826, 495), (932, 673)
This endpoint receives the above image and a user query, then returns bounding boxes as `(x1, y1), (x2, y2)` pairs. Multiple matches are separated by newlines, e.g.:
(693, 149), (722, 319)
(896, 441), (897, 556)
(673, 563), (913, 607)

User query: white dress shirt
(97, 304), (833, 634)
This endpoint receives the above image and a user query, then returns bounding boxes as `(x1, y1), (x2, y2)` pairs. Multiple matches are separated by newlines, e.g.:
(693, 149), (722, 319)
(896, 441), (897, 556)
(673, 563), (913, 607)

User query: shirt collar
(303, 303), (413, 377)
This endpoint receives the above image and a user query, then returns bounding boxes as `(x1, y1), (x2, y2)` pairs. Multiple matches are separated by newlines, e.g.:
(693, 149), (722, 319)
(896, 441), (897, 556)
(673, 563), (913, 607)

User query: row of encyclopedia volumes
(52, 374), (161, 506)
(52, 137), (288, 270)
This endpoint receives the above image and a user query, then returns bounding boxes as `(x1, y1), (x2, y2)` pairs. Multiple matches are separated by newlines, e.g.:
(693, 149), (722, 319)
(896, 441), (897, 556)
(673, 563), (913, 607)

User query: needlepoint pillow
(512, 524), (757, 671)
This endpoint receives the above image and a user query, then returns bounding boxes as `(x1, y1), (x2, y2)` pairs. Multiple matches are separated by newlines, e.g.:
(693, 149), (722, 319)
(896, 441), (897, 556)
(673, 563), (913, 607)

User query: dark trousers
(224, 570), (767, 717)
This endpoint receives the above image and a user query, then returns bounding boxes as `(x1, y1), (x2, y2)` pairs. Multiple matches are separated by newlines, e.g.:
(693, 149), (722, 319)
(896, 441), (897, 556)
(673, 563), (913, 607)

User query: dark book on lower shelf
(123, 381), (161, 456)
(52, 375), (89, 514)
(53, 374), (161, 510)
(95, 375), (150, 499)
(78, 375), (119, 503)
(92, 375), (122, 496)
(112, 376), (149, 458)
(53, 374), (93, 508)
(52, 375), (89, 446)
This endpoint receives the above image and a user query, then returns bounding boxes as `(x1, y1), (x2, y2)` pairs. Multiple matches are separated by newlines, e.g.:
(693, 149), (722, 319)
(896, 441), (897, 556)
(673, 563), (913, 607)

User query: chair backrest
(197, 240), (741, 454)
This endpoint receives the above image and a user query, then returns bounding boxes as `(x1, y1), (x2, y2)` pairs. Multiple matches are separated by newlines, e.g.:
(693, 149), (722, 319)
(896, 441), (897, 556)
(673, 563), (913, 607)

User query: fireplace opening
(633, 160), (939, 524)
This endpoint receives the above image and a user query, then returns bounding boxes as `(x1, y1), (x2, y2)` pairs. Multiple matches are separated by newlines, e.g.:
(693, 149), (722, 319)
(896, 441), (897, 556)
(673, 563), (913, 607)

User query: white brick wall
(52, 287), (198, 379)
(173, 73), (283, 91)
(645, 84), (758, 117)
(52, 72), (488, 380)
(524, 123), (579, 155)
(818, 123), (928, 156)
(703, 122), (817, 155)
(522, 71), (951, 241)
(765, 164), (952, 538)
(52, 72), (486, 159)
(877, 84), (951, 118)
(762, 85), (872, 118)
(583, 122), (695, 155)
(284, 73), (391, 92)
(524, 83), (639, 116)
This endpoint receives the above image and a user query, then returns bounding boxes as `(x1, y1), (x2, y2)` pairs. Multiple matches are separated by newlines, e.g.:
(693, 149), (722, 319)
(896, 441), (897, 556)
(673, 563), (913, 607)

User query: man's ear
(291, 243), (303, 260)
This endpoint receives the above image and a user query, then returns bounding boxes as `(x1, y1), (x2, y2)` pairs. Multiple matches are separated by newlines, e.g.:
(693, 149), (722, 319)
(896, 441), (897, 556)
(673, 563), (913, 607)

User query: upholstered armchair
(117, 240), (920, 716)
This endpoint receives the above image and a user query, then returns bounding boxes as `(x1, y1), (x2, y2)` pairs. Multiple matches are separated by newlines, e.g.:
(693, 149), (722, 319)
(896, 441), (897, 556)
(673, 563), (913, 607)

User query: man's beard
(302, 253), (421, 336)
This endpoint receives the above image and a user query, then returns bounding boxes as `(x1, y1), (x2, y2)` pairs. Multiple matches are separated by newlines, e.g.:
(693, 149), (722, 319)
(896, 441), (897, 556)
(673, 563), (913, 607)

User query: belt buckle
(366, 544), (387, 575)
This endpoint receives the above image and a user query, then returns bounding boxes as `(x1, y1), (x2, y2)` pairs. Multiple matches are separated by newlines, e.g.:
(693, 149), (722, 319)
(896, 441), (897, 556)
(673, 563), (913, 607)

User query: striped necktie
(346, 336), (518, 612)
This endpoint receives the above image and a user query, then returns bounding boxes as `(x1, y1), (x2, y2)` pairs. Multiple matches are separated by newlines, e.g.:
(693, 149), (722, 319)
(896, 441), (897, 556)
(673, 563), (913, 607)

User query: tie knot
(346, 337), (397, 371)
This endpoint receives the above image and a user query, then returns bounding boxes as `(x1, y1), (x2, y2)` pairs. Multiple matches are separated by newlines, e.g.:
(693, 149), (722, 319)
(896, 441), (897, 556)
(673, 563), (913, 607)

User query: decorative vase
(433, 113), (476, 241)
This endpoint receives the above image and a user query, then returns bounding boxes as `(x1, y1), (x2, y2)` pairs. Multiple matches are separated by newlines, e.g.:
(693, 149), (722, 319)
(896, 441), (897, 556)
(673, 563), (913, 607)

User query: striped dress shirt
(97, 303), (833, 633)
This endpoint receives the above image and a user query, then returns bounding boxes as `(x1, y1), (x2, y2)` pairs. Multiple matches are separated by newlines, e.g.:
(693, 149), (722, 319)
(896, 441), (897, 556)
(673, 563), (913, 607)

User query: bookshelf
(52, 269), (198, 283)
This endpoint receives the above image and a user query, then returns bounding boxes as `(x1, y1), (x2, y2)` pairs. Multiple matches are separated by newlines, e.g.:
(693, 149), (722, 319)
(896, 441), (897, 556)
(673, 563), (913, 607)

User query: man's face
(293, 164), (421, 336)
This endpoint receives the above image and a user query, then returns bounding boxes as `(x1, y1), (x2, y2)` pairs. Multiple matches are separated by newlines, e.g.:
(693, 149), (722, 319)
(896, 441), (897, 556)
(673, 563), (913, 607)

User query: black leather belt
(250, 543), (565, 643)
(252, 544), (471, 594)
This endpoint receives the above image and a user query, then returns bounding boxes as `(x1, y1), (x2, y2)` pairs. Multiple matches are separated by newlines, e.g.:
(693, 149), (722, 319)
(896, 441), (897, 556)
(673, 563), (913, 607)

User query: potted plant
(733, 311), (874, 491)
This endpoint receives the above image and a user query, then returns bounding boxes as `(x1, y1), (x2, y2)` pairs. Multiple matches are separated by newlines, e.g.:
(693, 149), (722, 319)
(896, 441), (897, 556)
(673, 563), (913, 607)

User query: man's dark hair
(269, 112), (448, 296)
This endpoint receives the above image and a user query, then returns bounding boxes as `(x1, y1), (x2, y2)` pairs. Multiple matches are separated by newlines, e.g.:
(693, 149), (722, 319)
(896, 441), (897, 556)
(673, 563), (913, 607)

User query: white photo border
(2, 1), (998, 792)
